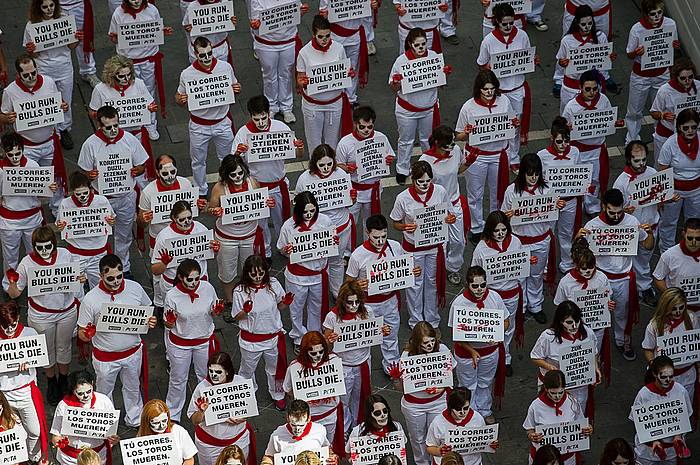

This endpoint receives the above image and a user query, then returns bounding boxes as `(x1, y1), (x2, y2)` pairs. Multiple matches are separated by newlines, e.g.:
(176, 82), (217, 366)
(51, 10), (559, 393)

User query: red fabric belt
(571, 141), (609, 194)
(258, 177), (291, 220)
(402, 238), (446, 308)
(352, 180), (381, 216)
(287, 263), (330, 318)
(196, 422), (257, 465)
(215, 226), (265, 257)
(356, 361), (372, 423)
(61, 441), (111, 465)
(674, 177), (700, 191)
(83, 0), (95, 62)
(302, 91), (353, 136)
(0, 205), (42, 220)
(66, 244), (108, 257)
(336, 214), (357, 250)
(396, 97), (441, 130)
(132, 52), (166, 117)
(131, 128), (155, 180)
(190, 113), (229, 126)
(21, 132), (68, 192)
(240, 329), (287, 388)
(28, 297), (78, 314)
(93, 342), (140, 362)
(633, 61), (668, 78)
(168, 331), (221, 359)
(563, 75), (580, 90)
(404, 390), (445, 404)
(655, 122), (674, 138)
(453, 195), (471, 239)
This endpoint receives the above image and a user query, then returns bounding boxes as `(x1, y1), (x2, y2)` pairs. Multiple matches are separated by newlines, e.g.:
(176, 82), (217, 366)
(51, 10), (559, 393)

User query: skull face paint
(581, 80), (599, 102)
(420, 336), (436, 353)
(1, 319), (18, 337)
(679, 121), (698, 141)
(371, 402), (389, 427)
(100, 116), (120, 140)
(656, 367), (674, 389)
(74, 383), (93, 405)
(683, 228), (700, 252)
(552, 135), (570, 154)
(451, 402), (471, 422)
(288, 415), (309, 436)
(356, 119), (374, 138)
(249, 267), (265, 285)
(208, 363), (228, 384)
(414, 173), (432, 194)
(302, 204), (317, 222)
(368, 229), (387, 250)
(150, 412), (169, 434)
(671, 303), (686, 320)
(603, 204), (624, 225)
(646, 7), (664, 27)
(525, 171), (539, 188)
(313, 29), (332, 48)
(578, 16), (594, 35)
(34, 241), (54, 260)
(498, 16), (515, 35)
(101, 266), (123, 291)
(480, 84), (496, 102)
(195, 45), (214, 67)
(493, 223), (508, 242)
(308, 343), (325, 366)
(158, 162), (177, 186)
(251, 112), (270, 131)
(578, 266), (595, 279)
(629, 146), (647, 172)
(316, 156), (334, 177)
(73, 187), (91, 205)
(183, 270), (201, 291)
(410, 36), (428, 57)
(115, 66), (132, 87)
(546, 387), (565, 403)
(127, 0), (143, 9)
(229, 166), (246, 186)
(678, 70), (695, 90)
(18, 61), (38, 88)
(468, 276), (487, 300)
(40, 0), (56, 20)
(562, 316), (580, 335)
(4, 146), (23, 166)
(174, 210), (193, 232)
(345, 294), (360, 313)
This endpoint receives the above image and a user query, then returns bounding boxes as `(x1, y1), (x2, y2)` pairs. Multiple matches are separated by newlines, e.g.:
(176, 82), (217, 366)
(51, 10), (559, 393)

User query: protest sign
(571, 286), (611, 330)
(333, 316), (383, 353)
(0, 428), (28, 465)
(96, 303), (154, 334)
(632, 396), (691, 443)
(61, 408), (120, 439)
(452, 307), (504, 342)
(657, 330), (700, 365)
(571, 107), (618, 140)
(289, 227), (339, 264)
(587, 226), (639, 256)
(290, 356), (346, 401)
(96, 150), (135, 196)
(2, 166), (54, 197)
(27, 262), (80, 298)
(639, 26), (674, 71)
(536, 420), (590, 454)
(109, 95), (151, 128)
(163, 230), (215, 268)
(356, 138), (391, 182)
(275, 447), (329, 465)
(60, 206), (112, 241)
(678, 275), (700, 305)
(468, 111), (516, 145)
(400, 351), (453, 394)
(329, 0), (372, 22)
(629, 169), (674, 207)
(185, 73), (234, 111)
(117, 19), (164, 49)
(0, 334), (49, 373)
(403, 0), (441, 21)
(259, 1), (301, 35)
(560, 339), (596, 389)
(247, 131), (296, 162)
(485, 0), (532, 16)
(544, 165), (593, 196)
(121, 433), (177, 465)
(565, 43), (613, 75)
(483, 249), (530, 284)
(152, 187), (199, 225)
(414, 204), (448, 248)
(13, 92), (64, 132)
(307, 59), (352, 96)
(349, 431), (407, 465)
(445, 424), (498, 454)
(203, 379), (259, 426)
(302, 173), (352, 212)
(674, 96), (700, 116)
(29, 15), (77, 52)
(509, 194), (559, 226)
(399, 54), (447, 94)
(367, 254), (415, 296)
(190, 1), (235, 35)
(221, 187), (270, 224)
(491, 47), (536, 79)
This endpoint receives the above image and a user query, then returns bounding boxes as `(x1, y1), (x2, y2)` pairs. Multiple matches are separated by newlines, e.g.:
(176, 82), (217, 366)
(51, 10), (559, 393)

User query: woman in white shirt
(137, 399), (198, 465)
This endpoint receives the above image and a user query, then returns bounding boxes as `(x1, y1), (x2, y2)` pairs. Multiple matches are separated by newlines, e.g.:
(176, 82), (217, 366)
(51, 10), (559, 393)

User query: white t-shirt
(471, 235), (525, 292)
(89, 79), (155, 132)
(23, 17), (73, 71)
(164, 280), (217, 340)
(0, 158), (43, 230)
(502, 183), (556, 238)
(297, 40), (347, 111)
(652, 244), (700, 289)
(557, 31), (610, 85)
(426, 410), (486, 465)
(139, 176), (195, 242)
(477, 27), (530, 91)
(177, 58), (237, 121)
(186, 375), (250, 445)
(651, 80), (700, 135)
(448, 289), (507, 350)
(658, 135), (700, 195)
(456, 96), (513, 157)
(50, 392), (116, 454)
(562, 93), (613, 147)
(626, 17), (676, 72)
(419, 146), (465, 204)
(109, 4), (162, 59)
(234, 120), (293, 185)
(583, 214), (647, 275)
(389, 183), (449, 246)
(336, 131), (395, 199)
(0, 325), (39, 394)
(277, 214), (335, 285)
(322, 307), (375, 366)
(389, 51), (440, 112)
(612, 166), (660, 226)
(523, 393), (585, 451)
(0, 74), (61, 143)
(151, 221), (211, 285)
(250, 0), (299, 48)
(530, 327), (598, 383)
(235, 278), (286, 351)
(283, 356), (342, 415)
(57, 194), (114, 252)
(264, 422), (330, 459)
(295, 169), (351, 227)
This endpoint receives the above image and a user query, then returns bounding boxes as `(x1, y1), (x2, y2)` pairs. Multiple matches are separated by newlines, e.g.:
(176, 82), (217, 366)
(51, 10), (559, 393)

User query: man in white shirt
(653, 217), (700, 305)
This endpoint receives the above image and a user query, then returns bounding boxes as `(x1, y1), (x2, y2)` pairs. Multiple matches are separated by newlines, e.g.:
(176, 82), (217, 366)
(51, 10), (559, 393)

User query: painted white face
(526, 171), (539, 188)
(552, 135), (570, 154)
(671, 302), (686, 320)
(368, 229), (387, 250)
(288, 415), (309, 436)
(684, 228), (700, 252)
(229, 166), (245, 186)
(420, 336), (436, 353)
(4, 146), (23, 166)
(225, 460), (242, 465)
(656, 367), (674, 389)
(678, 69), (695, 90)
(127, 0), (143, 9)
(480, 84), (496, 101)
(578, 16), (594, 35)
(1, 320), (18, 337)
(469, 276), (487, 300)
(414, 173), (432, 194)
(74, 383), (93, 405)
(34, 240), (54, 260)
(440, 136), (456, 153)
(546, 387), (565, 403)
(308, 343), (324, 366)
(679, 120), (698, 140)
(115, 66), (132, 87)
(302, 203), (316, 222)
(356, 119), (374, 138)
(18, 61), (38, 88)
(149, 412), (169, 434)
(100, 116), (120, 140)
(581, 80), (599, 101)
(647, 7), (664, 26)
(371, 402), (389, 427)
(158, 162), (177, 185)
(174, 210), (193, 231)
(612, 456), (630, 465)
(562, 316), (580, 335)
(578, 266), (595, 279)
(208, 363), (228, 384)
(249, 266), (265, 285)
(195, 45), (214, 67)
(40, 0), (55, 19)
(251, 112), (270, 131)
(604, 204), (624, 225)
(101, 266), (123, 291)
(630, 148), (647, 172)
(410, 37), (428, 56)
(345, 294), (360, 313)
(182, 270), (201, 290)
(314, 29), (332, 48)
(316, 156), (334, 177)
(498, 16), (515, 34)
(493, 223), (508, 242)
(73, 187), (91, 205)
(451, 402), (470, 422)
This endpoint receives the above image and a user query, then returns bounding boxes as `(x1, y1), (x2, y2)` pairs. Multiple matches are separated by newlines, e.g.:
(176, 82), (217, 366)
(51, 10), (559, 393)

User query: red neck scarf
(623, 164), (645, 182)
(441, 408), (474, 427)
(30, 251), (57, 267)
(405, 49), (426, 60)
(640, 16), (661, 30)
(669, 78), (696, 95)
(176, 281), (200, 303)
(228, 180), (249, 193)
(408, 183), (434, 207)
(597, 211), (619, 226)
(462, 288), (489, 309)
(475, 96), (497, 111)
(71, 192), (95, 208)
(679, 239), (700, 261)
(286, 421), (313, 441)
(99, 280), (125, 301)
(113, 82), (131, 97)
(668, 316), (686, 332)
(678, 134), (699, 160)
(332, 306), (356, 321)
(156, 178), (181, 192)
(298, 216), (317, 232)
(538, 391), (568, 416)
(0, 157), (27, 168)
(523, 184), (540, 195)
(193, 57), (218, 74)
(492, 27), (518, 47)
(546, 145), (570, 160)
(15, 75), (44, 94)
(122, 2), (147, 18)
(0, 323), (24, 340)
(370, 426), (390, 439)
(561, 329), (583, 342)
(570, 268), (594, 289)
(352, 129), (374, 141)
(485, 234), (512, 253)
(95, 128), (125, 145)
(363, 240), (389, 259)
(575, 92), (600, 110)
(245, 120), (270, 133)
(169, 222), (195, 235)
(646, 381), (674, 396)
(423, 145), (452, 162)
(572, 31), (594, 45)
(312, 39), (332, 52)
(63, 393), (97, 408)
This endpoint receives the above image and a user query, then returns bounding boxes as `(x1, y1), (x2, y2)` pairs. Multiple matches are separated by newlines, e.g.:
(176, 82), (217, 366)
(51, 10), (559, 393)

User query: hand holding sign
(195, 396), (208, 412)
(5, 269), (18, 284)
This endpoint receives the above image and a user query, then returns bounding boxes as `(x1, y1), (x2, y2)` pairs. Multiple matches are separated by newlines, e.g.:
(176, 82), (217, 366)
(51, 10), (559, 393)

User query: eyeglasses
(372, 408), (388, 416)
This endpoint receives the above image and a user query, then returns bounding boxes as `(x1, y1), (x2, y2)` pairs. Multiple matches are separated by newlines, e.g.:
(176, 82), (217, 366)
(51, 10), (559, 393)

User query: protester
(138, 399), (198, 465)
(182, 0), (237, 64)
(345, 394), (405, 456)
(653, 217), (700, 297)
(58, 0), (98, 86)
(598, 438), (635, 465)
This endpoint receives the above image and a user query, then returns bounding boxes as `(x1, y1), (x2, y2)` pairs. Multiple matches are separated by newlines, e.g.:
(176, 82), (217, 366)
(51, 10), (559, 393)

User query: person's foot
(529, 310), (547, 324)
(468, 232), (481, 246)
(274, 399), (287, 411)
(282, 111), (296, 124)
(605, 78), (621, 95)
(367, 41), (376, 56)
(532, 20), (549, 31)
(552, 83), (561, 99)
(622, 344), (636, 361)
(484, 415), (496, 425)
(641, 288), (658, 306)
(59, 130), (74, 150)
(395, 173), (407, 185)
(443, 35), (460, 45)
(146, 126), (160, 141)
(505, 364), (513, 377)
(81, 73), (101, 88)
(448, 272), (461, 285)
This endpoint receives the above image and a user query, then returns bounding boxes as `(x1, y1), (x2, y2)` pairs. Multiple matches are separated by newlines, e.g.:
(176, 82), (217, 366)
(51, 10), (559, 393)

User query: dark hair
(353, 106), (376, 123)
(411, 160), (433, 181)
(404, 28), (427, 52)
(218, 154), (250, 184)
(428, 125), (455, 149)
(550, 116), (570, 140)
(377, 455), (401, 465)
(492, 2), (515, 24)
(406, 321), (441, 355)
(641, 0), (664, 15)
(579, 69), (601, 87)
(365, 214), (388, 233)
(676, 108), (700, 132)
(514, 153), (547, 194)
(482, 211), (512, 242)
(96, 105), (119, 124)
(29, 0), (62, 22)
(69, 171), (91, 191)
(551, 301), (588, 343)
(0, 302), (20, 329)
(174, 259), (201, 288)
(155, 154), (177, 171)
(1, 132), (24, 152)
(311, 14), (331, 34)
(14, 54), (36, 74)
(170, 200), (193, 221)
(287, 399), (310, 419)
(542, 369), (566, 390)
(247, 95), (270, 115)
(571, 237), (596, 269)
(566, 5), (599, 42)
(465, 266), (486, 284)
(645, 355), (674, 384)
(309, 144), (336, 177)
(208, 352), (235, 383)
(447, 387), (472, 410)
(193, 36), (212, 51)
(361, 394), (398, 435)
(602, 188), (624, 208)
(684, 217), (700, 231)
(292, 191), (319, 227)
(99, 254), (123, 274)
(32, 225), (57, 250)
(532, 445), (561, 465)
(337, 280), (368, 319)
(473, 70), (500, 100)
(68, 370), (95, 392)
(235, 254), (272, 292)
(441, 452), (465, 465)
(671, 57), (696, 81)
(624, 141), (648, 164)
(599, 438), (635, 465)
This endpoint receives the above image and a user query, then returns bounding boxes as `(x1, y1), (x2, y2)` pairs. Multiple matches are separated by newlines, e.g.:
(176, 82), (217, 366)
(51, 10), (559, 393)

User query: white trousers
(455, 349), (499, 417)
(107, 0), (121, 14)
(195, 432), (251, 465)
(23, 140), (63, 215)
(556, 199), (577, 272)
(78, 253), (105, 290)
(93, 348), (144, 426)
(624, 72), (667, 144)
(652, 133), (668, 167)
(255, 44), (295, 114)
(61, 2), (97, 76)
(189, 119), (234, 196)
(400, 397), (443, 465)
(215, 235), (255, 284)
(341, 42), (361, 104)
(569, 385), (589, 418)
(238, 345), (285, 401)
(108, 192), (136, 273)
(578, 147), (603, 215)
(522, 237), (549, 314)
(609, 277), (631, 346)
(341, 362), (366, 432)
(302, 106), (342, 153)
(260, 184), (288, 258)
(165, 339), (209, 422)
(37, 61), (74, 132)
(634, 228), (657, 291)
(406, 250), (439, 329)
(438, 0), (457, 37)
(365, 296), (400, 372)
(312, 406), (338, 445)
(3, 384), (43, 461)
(466, 154), (500, 234)
(348, 199), (374, 242)
(525, 0), (546, 22)
(559, 83), (579, 115)
(446, 203), (465, 273)
(502, 87), (524, 161)
(0, 227), (33, 291)
(502, 294), (519, 365)
(133, 60), (158, 131)
(29, 310), (77, 366)
(395, 109), (432, 176)
(658, 192), (700, 254)
(287, 279), (323, 345)
(329, 221), (353, 298)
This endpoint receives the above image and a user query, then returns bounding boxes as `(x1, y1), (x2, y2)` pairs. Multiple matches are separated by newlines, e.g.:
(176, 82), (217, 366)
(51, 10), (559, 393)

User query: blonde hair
(652, 287), (692, 335)
(0, 391), (16, 430)
(101, 55), (135, 86)
(295, 451), (322, 465)
(77, 449), (101, 465)
(214, 445), (246, 465)
(137, 399), (171, 437)
(441, 452), (465, 465)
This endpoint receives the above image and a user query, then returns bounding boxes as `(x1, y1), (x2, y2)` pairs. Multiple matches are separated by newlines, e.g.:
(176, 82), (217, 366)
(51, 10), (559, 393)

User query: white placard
(367, 254), (415, 296)
(400, 351), (453, 394)
(402, 0), (441, 21)
(60, 408), (120, 439)
(152, 187), (199, 225)
(491, 47), (536, 79)
(190, 1), (235, 35)
(13, 92), (64, 132)
(329, 0), (372, 22)
(632, 396), (691, 443)
(571, 107), (618, 140)
(445, 424), (498, 454)
(221, 187), (270, 224)
(587, 226), (639, 256)
(117, 18), (164, 49)
(110, 95), (151, 128)
(565, 43), (613, 75)
(290, 356), (346, 401)
(275, 447), (329, 465)
(536, 420), (590, 454)
(485, 0), (532, 16)
(657, 329), (700, 365)
(163, 230), (214, 267)
(307, 59), (352, 96)
(2, 166), (54, 197)
(349, 431), (407, 465)
(96, 150), (135, 196)
(509, 194), (559, 226)
(259, 1), (301, 35)
(60, 206), (112, 241)
(399, 54), (446, 94)
(483, 249), (530, 284)
(629, 169), (674, 207)
(678, 275), (700, 305)
(27, 262), (80, 297)
(560, 339), (596, 388)
(333, 316), (383, 352)
(452, 307), (504, 342)
(121, 433), (178, 465)
(185, 73), (234, 111)
(0, 428), (28, 465)
(356, 138), (391, 182)
(289, 227), (339, 264)
(468, 111), (516, 145)
(674, 96), (700, 116)
(96, 303), (154, 334)
(0, 334), (50, 373)
(414, 204), (448, 248)
(544, 165), (593, 197)
(571, 286), (611, 330)
(247, 131), (296, 162)
(203, 379), (259, 426)
(29, 16), (78, 52)
(639, 26), (674, 71)
(302, 173), (352, 212)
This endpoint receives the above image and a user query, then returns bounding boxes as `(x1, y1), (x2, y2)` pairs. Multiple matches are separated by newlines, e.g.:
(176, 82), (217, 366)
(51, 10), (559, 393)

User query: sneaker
(605, 78), (621, 95)
(282, 111), (296, 124)
(552, 83), (561, 99)
(505, 364), (513, 377)
(274, 399), (287, 411)
(484, 415), (496, 425)
(146, 126), (160, 141)
(448, 272), (461, 285)
(443, 35), (460, 45)
(641, 288), (658, 306)
(623, 344), (637, 361)
(367, 41), (376, 56)
(468, 231), (481, 246)
(395, 173), (407, 185)
(59, 130), (74, 150)
(81, 73), (101, 88)
(530, 310), (547, 324)
(532, 20), (549, 31)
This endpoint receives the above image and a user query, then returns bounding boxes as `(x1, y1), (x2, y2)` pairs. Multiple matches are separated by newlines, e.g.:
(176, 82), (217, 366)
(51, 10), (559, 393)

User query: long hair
(428, 125), (455, 150)
(234, 254), (273, 294)
(208, 352), (235, 383)
(137, 399), (171, 436)
(336, 280), (368, 320)
(169, 200), (193, 223)
(550, 301), (588, 343)
(29, 0), (61, 23)
(644, 355), (674, 385)
(514, 153), (547, 194)
(101, 55), (135, 86)
(0, 391), (16, 429)
(309, 144), (337, 177)
(405, 321), (440, 355)
(482, 211), (512, 243)
(671, 57), (697, 81)
(297, 331), (330, 369)
(0, 302), (20, 330)
(472, 70), (501, 101)
(292, 191), (320, 227)
(360, 394), (398, 435)
(404, 28), (427, 52)
(651, 288), (692, 336)
(218, 154), (251, 185)
(532, 445), (561, 465)
(565, 5), (599, 42)
(599, 438), (635, 465)
(174, 259), (201, 289)
(214, 446), (246, 465)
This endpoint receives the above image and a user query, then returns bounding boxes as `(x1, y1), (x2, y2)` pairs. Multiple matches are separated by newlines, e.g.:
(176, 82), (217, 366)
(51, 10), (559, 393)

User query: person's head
(483, 210), (511, 243)
(96, 105), (120, 140)
(550, 117), (571, 153)
(286, 399), (311, 436)
(337, 280), (368, 319)
(295, 451), (322, 465)
(552, 301), (586, 340)
(447, 387), (472, 422)
(239, 254), (270, 289)
(647, 355), (674, 389)
(102, 54), (135, 87)
(298, 331), (330, 368)
(671, 58), (696, 90)
(207, 351), (235, 385)
(353, 106), (376, 138)
(579, 70), (600, 101)
(68, 370), (95, 405)
(625, 141), (648, 173)
(407, 321), (440, 355)
(541, 370), (567, 403)
(365, 215), (389, 250)
(405, 28), (428, 55)
(0, 302), (20, 337)
(138, 399), (172, 436)
(652, 288), (690, 336)
(175, 259), (201, 291)
(292, 191), (319, 226)
(602, 189), (625, 225)
(69, 171), (92, 205)
(98, 254), (124, 291)
(516, 153), (546, 192)
(473, 69), (500, 101)
(219, 154), (250, 187)
(429, 125), (456, 153)
(682, 217), (700, 252)
(247, 95), (271, 130)
(1, 132), (24, 166)
(170, 200), (193, 232)
(567, 5), (596, 37)
(465, 266), (488, 300)
(30, 0), (61, 22)
(532, 445), (561, 465)
(309, 144), (336, 178)
(675, 109), (700, 139)
(213, 445), (246, 465)
(641, 0), (664, 25)
(362, 394), (396, 432)
(15, 55), (38, 87)
(123, 0), (144, 9)
(77, 449), (101, 465)
(377, 455), (402, 465)
(0, 391), (15, 429)
(193, 36), (214, 67)
(571, 237), (596, 277)
(440, 452), (465, 465)
(411, 161), (433, 194)
(492, 3), (516, 34)
(599, 438), (635, 465)
(155, 155), (178, 186)
(311, 15), (332, 47)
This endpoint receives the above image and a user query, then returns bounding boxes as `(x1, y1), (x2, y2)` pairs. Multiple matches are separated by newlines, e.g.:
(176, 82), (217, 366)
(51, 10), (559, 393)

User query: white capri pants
(446, 200), (466, 273)
(395, 108), (433, 176)
(238, 344), (285, 401)
(0, 227), (33, 291)
(624, 72), (667, 144)
(3, 384), (44, 461)
(366, 297), (400, 373)
(165, 338), (209, 422)
(108, 192), (136, 273)
(260, 183), (289, 258)
(215, 234), (255, 284)
(455, 349), (499, 417)
(28, 309), (77, 366)
(406, 249), (439, 329)
(287, 278), (324, 345)
(465, 153), (501, 234)
(329, 219), (354, 298)
(400, 396), (444, 465)
(255, 43), (295, 114)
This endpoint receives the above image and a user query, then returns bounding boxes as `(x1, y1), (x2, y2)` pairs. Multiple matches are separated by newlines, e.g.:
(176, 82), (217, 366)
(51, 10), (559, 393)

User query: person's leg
(321, 110), (342, 150)
(503, 296), (518, 365)
(302, 105), (325, 154)
(0, 229), (22, 292)
(406, 253), (426, 329)
(439, 0), (457, 38)
(557, 201), (576, 272)
(238, 346), (264, 391)
(476, 350), (499, 417)
(8, 389), (43, 461)
(119, 350), (146, 426)
(93, 357), (119, 400)
(288, 281), (311, 345)
(278, 46), (296, 114)
(257, 46), (281, 114)
(417, 112), (433, 152)
(189, 121), (212, 197)
(192, 343), (210, 381)
(262, 346), (285, 401)
(657, 197), (683, 254)
(212, 120), (235, 162)
(54, 68), (74, 133)
(421, 251), (440, 328)
(344, 42), (361, 104)
(395, 112), (418, 177)
(368, 299), (400, 372)
(165, 342), (195, 422)
(401, 404), (430, 465)
(624, 73), (651, 144)
(525, 240), (548, 314)
(134, 61), (158, 133)
(110, 193), (136, 273)
(466, 157), (488, 233)
(446, 204), (465, 275)
(610, 278), (630, 347)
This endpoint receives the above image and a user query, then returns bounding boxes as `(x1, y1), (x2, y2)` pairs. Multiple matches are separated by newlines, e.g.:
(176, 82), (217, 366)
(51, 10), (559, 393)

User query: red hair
(0, 302), (19, 329)
(297, 331), (330, 368)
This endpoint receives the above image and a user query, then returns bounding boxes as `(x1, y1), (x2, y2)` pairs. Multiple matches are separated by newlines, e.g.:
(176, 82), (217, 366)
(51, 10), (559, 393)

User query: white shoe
(282, 111), (296, 123)
(367, 41), (376, 56)
(81, 73), (101, 88)
(146, 127), (160, 141)
(253, 50), (259, 60)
